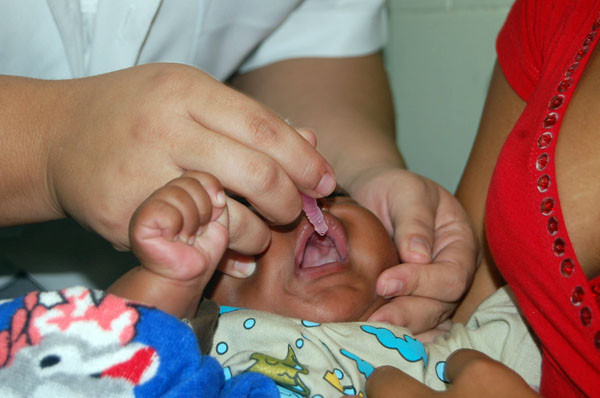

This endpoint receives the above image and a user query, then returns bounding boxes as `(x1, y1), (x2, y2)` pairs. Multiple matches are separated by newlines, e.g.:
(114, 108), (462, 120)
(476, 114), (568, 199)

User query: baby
(108, 172), (541, 397)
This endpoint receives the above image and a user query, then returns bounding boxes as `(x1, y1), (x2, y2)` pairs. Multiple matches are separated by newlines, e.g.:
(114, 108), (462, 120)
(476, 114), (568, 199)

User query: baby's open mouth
(301, 234), (341, 268)
(295, 213), (348, 271)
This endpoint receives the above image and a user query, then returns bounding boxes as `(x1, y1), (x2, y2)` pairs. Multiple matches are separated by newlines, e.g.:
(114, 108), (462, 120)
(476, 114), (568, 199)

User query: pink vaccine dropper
(300, 193), (328, 236)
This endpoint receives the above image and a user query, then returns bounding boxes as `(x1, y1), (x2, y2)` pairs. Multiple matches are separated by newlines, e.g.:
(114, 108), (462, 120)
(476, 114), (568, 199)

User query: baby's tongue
(302, 234), (340, 268)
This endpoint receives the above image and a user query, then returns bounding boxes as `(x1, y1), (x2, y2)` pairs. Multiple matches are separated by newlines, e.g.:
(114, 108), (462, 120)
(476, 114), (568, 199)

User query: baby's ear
(217, 250), (256, 278)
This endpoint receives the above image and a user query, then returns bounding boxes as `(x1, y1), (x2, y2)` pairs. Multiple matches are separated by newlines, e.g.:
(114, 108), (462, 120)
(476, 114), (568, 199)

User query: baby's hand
(108, 171), (228, 318)
(131, 171), (228, 283)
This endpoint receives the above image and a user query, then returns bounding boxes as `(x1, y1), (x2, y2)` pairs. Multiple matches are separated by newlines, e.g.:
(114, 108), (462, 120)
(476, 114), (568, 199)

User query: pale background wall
(385, 0), (512, 192)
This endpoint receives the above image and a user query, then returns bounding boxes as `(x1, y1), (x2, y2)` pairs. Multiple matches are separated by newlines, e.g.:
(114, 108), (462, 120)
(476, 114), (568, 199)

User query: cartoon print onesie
(210, 286), (542, 397)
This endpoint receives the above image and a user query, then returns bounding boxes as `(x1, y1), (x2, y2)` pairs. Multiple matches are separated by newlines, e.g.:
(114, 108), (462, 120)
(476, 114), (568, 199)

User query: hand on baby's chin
(349, 167), (478, 333)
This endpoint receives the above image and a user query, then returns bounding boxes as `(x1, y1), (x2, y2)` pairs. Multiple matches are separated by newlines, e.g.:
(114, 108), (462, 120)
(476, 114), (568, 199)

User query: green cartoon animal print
(247, 345), (310, 397)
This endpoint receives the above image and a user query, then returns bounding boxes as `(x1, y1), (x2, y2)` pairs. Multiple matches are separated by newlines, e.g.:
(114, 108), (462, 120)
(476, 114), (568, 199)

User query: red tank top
(490, 1), (600, 396)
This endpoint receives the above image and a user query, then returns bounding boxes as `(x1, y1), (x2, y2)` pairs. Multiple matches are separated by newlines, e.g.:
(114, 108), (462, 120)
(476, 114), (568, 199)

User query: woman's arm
(230, 53), (403, 187)
(452, 62), (526, 323)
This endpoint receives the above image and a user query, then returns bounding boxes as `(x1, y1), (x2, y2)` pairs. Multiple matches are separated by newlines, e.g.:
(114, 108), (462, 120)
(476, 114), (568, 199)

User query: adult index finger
(173, 119), (305, 226)
(183, 69), (336, 197)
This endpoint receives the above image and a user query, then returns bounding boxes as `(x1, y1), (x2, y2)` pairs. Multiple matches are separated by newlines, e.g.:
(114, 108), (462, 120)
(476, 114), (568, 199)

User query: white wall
(385, 0), (513, 192)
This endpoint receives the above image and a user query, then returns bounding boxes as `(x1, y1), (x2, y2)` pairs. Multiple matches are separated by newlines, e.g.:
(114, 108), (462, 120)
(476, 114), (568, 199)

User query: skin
(110, 176), (398, 322)
(0, 63), (335, 260)
(108, 171), (229, 319)
(209, 195), (399, 323)
(366, 47), (600, 397)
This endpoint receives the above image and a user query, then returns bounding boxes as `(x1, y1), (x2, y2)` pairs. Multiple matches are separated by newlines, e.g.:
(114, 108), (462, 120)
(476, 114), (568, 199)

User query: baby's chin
(285, 296), (390, 323)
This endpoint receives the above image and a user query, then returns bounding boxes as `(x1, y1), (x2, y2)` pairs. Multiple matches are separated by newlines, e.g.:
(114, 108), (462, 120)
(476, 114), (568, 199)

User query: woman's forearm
(229, 53), (405, 190)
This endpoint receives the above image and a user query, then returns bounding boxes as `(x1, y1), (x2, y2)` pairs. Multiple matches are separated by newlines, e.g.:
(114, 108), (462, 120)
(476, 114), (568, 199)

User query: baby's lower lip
(296, 261), (348, 280)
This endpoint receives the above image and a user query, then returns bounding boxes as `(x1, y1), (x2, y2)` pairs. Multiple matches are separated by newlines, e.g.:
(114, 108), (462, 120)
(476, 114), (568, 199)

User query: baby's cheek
(372, 234), (400, 272)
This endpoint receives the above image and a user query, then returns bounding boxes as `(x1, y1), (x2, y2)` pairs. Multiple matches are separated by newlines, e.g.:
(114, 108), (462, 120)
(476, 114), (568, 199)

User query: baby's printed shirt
(211, 287), (542, 398)
(211, 308), (445, 397)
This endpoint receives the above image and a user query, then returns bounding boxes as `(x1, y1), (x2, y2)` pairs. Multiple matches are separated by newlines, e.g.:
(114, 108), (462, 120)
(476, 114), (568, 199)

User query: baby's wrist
(108, 265), (204, 319)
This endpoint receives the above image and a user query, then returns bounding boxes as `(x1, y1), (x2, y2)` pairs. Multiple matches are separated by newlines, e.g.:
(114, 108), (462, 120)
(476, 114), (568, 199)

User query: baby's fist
(130, 171), (228, 282)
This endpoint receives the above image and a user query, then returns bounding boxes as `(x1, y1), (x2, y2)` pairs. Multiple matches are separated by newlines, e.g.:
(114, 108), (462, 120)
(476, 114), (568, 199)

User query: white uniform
(1, 0), (387, 79)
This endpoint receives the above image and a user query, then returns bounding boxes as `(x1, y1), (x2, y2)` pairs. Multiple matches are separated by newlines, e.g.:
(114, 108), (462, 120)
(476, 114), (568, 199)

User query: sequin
(558, 77), (573, 92)
(581, 307), (592, 327)
(538, 132), (553, 149)
(595, 331), (600, 351)
(548, 95), (564, 110)
(560, 258), (574, 277)
(592, 283), (600, 308)
(542, 113), (559, 128)
(541, 197), (555, 215)
(584, 32), (597, 46)
(553, 238), (565, 256)
(547, 217), (558, 235)
(566, 63), (579, 77)
(575, 46), (590, 61)
(571, 286), (585, 305)
(594, 19), (600, 31)
(536, 153), (549, 171)
(537, 174), (551, 192)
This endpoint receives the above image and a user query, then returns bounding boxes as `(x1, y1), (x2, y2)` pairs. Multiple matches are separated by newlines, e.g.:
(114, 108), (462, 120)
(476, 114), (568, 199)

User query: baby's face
(208, 196), (399, 322)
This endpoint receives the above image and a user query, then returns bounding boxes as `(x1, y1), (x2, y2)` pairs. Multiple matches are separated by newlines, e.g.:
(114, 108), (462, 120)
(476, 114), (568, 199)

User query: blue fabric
(222, 371), (280, 397)
(0, 296), (23, 330)
(133, 305), (213, 396)
(0, 288), (277, 397)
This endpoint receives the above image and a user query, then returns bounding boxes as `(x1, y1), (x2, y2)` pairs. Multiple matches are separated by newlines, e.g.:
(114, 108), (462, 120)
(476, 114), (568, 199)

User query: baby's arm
(108, 171), (228, 319)
(366, 350), (539, 398)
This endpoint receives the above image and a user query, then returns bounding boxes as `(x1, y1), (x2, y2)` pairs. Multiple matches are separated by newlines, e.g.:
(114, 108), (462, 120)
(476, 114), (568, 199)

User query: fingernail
(381, 279), (403, 298)
(187, 235), (196, 245)
(316, 173), (336, 196)
(367, 314), (391, 325)
(410, 237), (431, 259)
(215, 191), (226, 207)
(233, 259), (256, 278)
(195, 225), (207, 236)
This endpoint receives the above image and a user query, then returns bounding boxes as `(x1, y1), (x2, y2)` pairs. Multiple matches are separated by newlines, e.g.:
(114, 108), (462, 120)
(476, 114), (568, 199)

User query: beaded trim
(534, 16), (600, 351)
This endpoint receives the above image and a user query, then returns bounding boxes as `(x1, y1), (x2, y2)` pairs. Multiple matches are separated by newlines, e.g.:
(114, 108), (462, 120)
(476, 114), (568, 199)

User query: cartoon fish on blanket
(0, 287), (158, 397)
